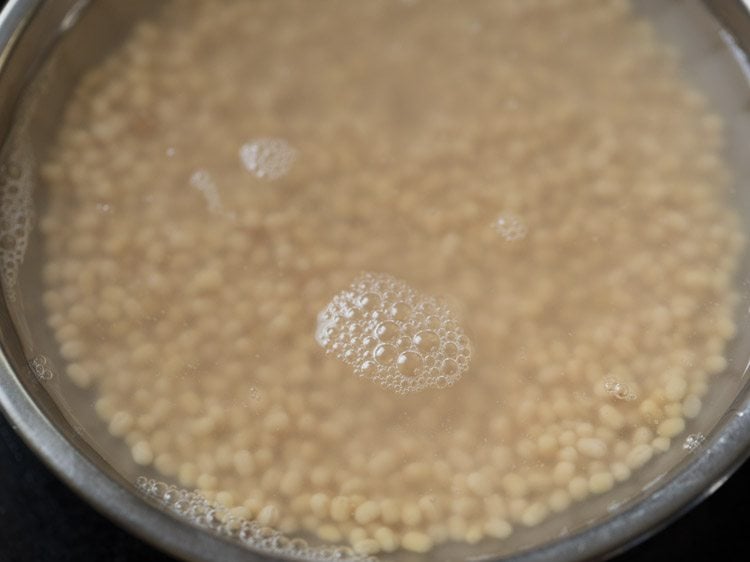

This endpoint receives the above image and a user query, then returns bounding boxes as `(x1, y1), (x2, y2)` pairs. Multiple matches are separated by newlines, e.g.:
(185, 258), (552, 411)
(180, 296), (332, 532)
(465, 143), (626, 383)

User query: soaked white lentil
(35, 0), (744, 556)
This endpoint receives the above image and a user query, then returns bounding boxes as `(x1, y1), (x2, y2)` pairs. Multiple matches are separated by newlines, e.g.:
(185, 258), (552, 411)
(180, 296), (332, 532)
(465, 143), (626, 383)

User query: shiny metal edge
(0, 1), (749, 561)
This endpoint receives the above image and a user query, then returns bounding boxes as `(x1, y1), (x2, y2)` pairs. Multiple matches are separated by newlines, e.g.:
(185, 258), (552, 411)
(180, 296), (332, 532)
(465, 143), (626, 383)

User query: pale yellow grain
(374, 526), (399, 552)
(626, 444), (653, 469)
(521, 502), (548, 527)
(589, 472), (614, 494)
(657, 417), (685, 439)
(401, 531), (433, 553)
(330, 496), (352, 522)
(353, 539), (380, 555)
(354, 500), (380, 525)
(484, 517), (512, 539)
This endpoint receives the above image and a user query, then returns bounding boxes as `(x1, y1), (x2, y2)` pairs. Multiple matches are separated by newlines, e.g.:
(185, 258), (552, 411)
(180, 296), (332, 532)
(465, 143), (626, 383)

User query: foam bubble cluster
(493, 212), (527, 241)
(0, 140), (34, 297)
(239, 138), (297, 180)
(316, 272), (471, 393)
(603, 376), (637, 401)
(136, 477), (376, 562)
(683, 433), (705, 451)
(29, 355), (54, 381)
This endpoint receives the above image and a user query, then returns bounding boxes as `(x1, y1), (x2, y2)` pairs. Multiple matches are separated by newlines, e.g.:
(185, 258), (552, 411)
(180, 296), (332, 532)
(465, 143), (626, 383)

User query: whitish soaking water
(8, 0), (747, 558)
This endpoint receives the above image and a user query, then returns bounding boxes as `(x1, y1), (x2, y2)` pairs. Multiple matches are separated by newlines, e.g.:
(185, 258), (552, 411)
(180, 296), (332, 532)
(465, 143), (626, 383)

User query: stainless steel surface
(1, 1), (750, 561)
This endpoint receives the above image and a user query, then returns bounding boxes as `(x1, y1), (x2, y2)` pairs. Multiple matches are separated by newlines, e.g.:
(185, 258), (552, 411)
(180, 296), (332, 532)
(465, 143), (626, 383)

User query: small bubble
(419, 301), (437, 315)
(397, 351), (423, 377)
(152, 481), (169, 497)
(190, 503), (208, 517)
(272, 536), (290, 550)
(374, 320), (399, 341)
(258, 526), (276, 539)
(163, 487), (179, 504)
(357, 292), (380, 310)
(425, 315), (441, 330)
(333, 546), (355, 558)
(373, 343), (397, 365)
(603, 376), (637, 401)
(441, 358), (459, 376)
(414, 330), (440, 352)
(361, 336), (376, 349)
(174, 499), (190, 514)
(395, 336), (412, 350)
(359, 360), (376, 377)
(390, 301), (412, 321)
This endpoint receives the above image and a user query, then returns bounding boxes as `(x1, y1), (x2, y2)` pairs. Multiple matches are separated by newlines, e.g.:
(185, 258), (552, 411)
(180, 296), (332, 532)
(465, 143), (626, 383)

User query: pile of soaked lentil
(37, 0), (743, 556)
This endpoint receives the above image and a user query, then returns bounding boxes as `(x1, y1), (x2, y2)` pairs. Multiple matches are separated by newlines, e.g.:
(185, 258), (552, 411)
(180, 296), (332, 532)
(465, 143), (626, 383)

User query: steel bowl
(1, 1), (750, 560)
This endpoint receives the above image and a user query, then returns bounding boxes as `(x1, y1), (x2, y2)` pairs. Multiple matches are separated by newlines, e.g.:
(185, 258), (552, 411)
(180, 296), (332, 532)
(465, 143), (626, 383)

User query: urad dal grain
(38, 0), (743, 556)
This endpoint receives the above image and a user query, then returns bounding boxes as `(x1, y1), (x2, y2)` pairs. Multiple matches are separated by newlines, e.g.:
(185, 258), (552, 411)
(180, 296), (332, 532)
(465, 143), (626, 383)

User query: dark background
(1, 0), (749, 561)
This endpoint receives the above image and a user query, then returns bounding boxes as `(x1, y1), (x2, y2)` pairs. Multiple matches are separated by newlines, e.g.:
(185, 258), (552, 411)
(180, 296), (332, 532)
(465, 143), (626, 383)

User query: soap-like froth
(239, 138), (297, 181)
(493, 212), (527, 241)
(316, 272), (471, 393)
(29, 355), (55, 381)
(136, 476), (377, 561)
(0, 140), (34, 298)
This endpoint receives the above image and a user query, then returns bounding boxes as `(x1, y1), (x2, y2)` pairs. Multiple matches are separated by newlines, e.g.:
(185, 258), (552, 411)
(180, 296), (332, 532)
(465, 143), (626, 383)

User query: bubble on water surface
(602, 376), (637, 401)
(683, 433), (705, 451)
(316, 272), (471, 393)
(189, 169), (235, 220)
(136, 477), (377, 561)
(0, 139), (35, 299)
(29, 354), (54, 381)
(239, 138), (297, 180)
(493, 212), (527, 241)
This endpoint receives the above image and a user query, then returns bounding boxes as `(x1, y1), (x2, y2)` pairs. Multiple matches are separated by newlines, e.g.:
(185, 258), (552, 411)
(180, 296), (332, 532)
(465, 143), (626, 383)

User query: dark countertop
(0, 413), (748, 562)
